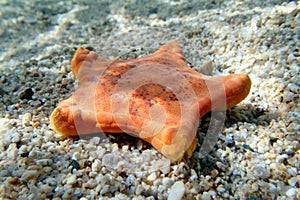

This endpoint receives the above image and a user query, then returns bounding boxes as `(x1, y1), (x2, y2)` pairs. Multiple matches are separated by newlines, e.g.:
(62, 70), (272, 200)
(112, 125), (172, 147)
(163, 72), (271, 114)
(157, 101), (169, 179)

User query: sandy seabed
(0, 0), (299, 199)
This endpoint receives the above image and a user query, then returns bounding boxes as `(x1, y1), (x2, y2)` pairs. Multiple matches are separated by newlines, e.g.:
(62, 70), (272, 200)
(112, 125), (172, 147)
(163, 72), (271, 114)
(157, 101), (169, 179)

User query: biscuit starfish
(50, 40), (251, 162)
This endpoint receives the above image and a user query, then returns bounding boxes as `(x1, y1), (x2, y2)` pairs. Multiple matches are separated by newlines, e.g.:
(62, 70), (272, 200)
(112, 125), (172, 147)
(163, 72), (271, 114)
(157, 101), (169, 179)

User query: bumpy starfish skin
(50, 40), (251, 161)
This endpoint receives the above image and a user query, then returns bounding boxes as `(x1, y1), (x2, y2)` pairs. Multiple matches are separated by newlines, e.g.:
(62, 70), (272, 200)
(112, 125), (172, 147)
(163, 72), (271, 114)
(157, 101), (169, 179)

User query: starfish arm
(71, 47), (107, 76)
(50, 98), (78, 136)
(194, 74), (251, 117)
(158, 122), (199, 162)
(221, 74), (251, 109)
(155, 40), (185, 60)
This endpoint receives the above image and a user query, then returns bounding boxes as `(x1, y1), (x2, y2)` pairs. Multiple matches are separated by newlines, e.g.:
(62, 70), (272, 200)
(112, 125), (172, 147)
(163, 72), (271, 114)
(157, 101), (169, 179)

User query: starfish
(50, 40), (251, 162)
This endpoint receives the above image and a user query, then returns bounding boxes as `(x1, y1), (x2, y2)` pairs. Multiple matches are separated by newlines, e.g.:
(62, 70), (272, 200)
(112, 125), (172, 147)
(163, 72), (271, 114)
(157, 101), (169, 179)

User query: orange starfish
(50, 40), (251, 162)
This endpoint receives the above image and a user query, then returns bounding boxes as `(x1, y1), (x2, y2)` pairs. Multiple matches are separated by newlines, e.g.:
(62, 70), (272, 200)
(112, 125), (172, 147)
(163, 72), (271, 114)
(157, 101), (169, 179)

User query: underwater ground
(0, 0), (299, 199)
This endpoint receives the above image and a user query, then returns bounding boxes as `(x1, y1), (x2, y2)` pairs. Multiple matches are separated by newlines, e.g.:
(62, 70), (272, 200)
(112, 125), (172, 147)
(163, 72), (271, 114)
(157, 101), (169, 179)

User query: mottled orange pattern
(50, 41), (251, 161)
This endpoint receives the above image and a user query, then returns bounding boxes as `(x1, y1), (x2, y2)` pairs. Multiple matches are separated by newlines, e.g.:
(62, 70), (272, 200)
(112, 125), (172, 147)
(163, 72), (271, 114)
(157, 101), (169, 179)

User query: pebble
(22, 113), (32, 126)
(19, 88), (34, 100)
(190, 169), (198, 181)
(43, 130), (54, 141)
(20, 170), (40, 182)
(251, 182), (259, 191)
(39, 184), (53, 194)
(8, 176), (19, 185)
(167, 181), (185, 200)
(43, 166), (52, 174)
(287, 83), (299, 93)
(147, 172), (157, 182)
(72, 152), (81, 161)
(91, 159), (101, 172)
(102, 153), (122, 170)
(83, 179), (97, 189)
(225, 134), (235, 147)
(100, 185), (110, 195)
(3, 130), (16, 146)
(69, 159), (80, 170)
(135, 184), (143, 195)
(153, 158), (171, 174)
(201, 192), (212, 200)
(211, 169), (219, 178)
(285, 188), (297, 197)
(268, 183), (277, 193)
(36, 159), (53, 166)
(62, 185), (74, 199)
(216, 185), (226, 193)
(0, 169), (9, 177)
(162, 177), (173, 190)
(66, 174), (77, 185)
(251, 163), (270, 179)
(126, 174), (135, 186)
(288, 176), (299, 187)
(122, 145), (129, 151)
(257, 141), (269, 153)
(7, 143), (18, 160)
(208, 190), (217, 199)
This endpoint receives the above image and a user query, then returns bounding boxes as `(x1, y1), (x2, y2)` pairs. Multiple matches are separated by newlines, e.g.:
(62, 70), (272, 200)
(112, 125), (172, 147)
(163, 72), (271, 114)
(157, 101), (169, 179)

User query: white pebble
(83, 179), (97, 189)
(22, 113), (31, 126)
(135, 171), (144, 178)
(62, 185), (74, 198)
(277, 154), (289, 163)
(135, 184), (143, 195)
(122, 145), (129, 151)
(0, 170), (9, 177)
(72, 152), (81, 161)
(91, 159), (101, 172)
(142, 181), (150, 191)
(288, 167), (298, 176)
(102, 153), (122, 169)
(288, 83), (299, 93)
(44, 131), (55, 141)
(39, 184), (53, 194)
(66, 174), (77, 185)
(162, 177), (173, 190)
(285, 188), (297, 197)
(3, 130), (15, 146)
(116, 194), (128, 199)
(190, 169), (198, 181)
(288, 176), (299, 186)
(201, 192), (212, 200)
(126, 174), (135, 186)
(36, 159), (53, 166)
(252, 163), (270, 179)
(147, 172), (157, 182)
(217, 185), (226, 193)
(167, 181), (185, 200)
(257, 141), (268, 153)
(100, 185), (110, 195)
(43, 167), (52, 174)
(90, 137), (101, 145)
(153, 158), (171, 174)
(20, 170), (40, 182)
(268, 183), (277, 193)
(7, 143), (18, 160)
(208, 190), (217, 198)
(11, 132), (21, 143)
(0, 118), (9, 130)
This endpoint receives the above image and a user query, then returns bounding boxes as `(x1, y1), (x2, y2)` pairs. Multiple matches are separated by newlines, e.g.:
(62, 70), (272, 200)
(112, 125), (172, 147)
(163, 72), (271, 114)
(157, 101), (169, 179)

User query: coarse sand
(0, 0), (299, 199)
